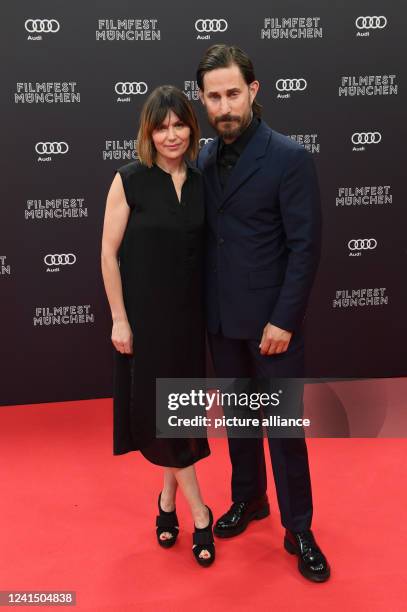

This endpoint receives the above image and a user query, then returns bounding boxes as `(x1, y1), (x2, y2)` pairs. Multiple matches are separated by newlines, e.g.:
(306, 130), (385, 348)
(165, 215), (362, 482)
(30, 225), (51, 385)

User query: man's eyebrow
(207, 87), (241, 95)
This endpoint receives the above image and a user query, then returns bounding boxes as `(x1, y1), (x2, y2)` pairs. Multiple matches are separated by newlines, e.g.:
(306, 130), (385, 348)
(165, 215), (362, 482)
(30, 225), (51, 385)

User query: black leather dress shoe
(284, 529), (330, 582)
(214, 495), (270, 538)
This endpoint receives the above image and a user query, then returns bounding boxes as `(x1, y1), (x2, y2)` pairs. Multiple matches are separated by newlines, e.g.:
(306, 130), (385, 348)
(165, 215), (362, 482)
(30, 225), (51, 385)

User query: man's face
(199, 63), (259, 142)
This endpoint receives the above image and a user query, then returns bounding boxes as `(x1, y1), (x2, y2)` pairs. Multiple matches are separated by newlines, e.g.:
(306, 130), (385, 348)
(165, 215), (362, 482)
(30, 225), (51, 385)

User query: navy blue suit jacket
(197, 120), (322, 340)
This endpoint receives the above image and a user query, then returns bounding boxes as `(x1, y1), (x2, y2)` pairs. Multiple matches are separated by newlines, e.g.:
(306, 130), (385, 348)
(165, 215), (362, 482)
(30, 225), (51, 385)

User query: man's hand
(259, 323), (292, 356)
(112, 319), (133, 354)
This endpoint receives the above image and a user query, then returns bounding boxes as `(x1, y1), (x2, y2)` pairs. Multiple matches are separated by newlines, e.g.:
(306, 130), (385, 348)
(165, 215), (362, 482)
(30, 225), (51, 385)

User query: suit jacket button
(218, 207), (224, 213)
(218, 238), (224, 245)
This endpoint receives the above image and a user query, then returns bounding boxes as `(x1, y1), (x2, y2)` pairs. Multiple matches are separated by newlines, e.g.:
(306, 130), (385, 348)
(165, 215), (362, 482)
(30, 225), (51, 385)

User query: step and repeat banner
(1, 1), (406, 405)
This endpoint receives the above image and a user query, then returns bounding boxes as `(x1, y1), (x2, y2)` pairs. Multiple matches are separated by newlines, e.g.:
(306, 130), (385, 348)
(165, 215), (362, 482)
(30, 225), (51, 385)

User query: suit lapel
(221, 121), (272, 206)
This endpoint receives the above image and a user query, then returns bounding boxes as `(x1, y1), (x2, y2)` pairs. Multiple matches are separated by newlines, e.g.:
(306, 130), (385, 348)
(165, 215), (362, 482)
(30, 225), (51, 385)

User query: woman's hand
(112, 319), (133, 354)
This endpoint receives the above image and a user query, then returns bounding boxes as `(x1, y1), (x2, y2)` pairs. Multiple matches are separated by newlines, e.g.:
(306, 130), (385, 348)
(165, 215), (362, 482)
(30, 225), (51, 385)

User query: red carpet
(1, 399), (406, 611)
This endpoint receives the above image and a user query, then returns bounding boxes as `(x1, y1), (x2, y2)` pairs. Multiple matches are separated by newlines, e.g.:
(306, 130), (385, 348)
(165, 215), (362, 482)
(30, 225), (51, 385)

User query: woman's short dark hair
(137, 85), (200, 166)
(196, 44), (262, 117)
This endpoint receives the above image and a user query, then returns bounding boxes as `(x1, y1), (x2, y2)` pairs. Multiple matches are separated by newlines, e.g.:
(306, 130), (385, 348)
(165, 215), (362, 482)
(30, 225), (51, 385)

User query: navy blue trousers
(208, 330), (313, 532)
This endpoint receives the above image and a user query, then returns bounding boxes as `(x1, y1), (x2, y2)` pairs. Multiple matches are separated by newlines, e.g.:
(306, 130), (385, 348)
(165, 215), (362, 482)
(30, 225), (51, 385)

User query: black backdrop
(1, 1), (406, 406)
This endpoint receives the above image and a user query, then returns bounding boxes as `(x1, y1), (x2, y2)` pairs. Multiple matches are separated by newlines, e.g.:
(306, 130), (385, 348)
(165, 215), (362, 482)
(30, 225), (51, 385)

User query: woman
(101, 85), (214, 567)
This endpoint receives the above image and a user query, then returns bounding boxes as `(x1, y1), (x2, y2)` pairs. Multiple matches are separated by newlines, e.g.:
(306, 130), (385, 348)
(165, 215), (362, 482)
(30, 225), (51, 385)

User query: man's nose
(219, 96), (231, 115)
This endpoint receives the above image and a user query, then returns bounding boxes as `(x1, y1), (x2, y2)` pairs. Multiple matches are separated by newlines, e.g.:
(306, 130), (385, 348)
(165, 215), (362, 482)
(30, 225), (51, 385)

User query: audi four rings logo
(351, 132), (382, 145)
(199, 138), (214, 146)
(348, 239), (377, 251)
(35, 142), (69, 154)
(44, 254), (76, 265)
(115, 82), (148, 95)
(195, 19), (228, 32)
(355, 16), (387, 29)
(25, 19), (60, 33)
(276, 79), (307, 92)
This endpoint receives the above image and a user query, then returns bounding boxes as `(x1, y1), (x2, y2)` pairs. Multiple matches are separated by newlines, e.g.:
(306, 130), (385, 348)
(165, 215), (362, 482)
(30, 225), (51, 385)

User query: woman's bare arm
(101, 173), (133, 354)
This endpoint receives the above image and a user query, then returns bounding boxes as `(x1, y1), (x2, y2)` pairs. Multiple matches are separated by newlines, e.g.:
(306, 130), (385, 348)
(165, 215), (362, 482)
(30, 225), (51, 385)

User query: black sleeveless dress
(112, 160), (210, 467)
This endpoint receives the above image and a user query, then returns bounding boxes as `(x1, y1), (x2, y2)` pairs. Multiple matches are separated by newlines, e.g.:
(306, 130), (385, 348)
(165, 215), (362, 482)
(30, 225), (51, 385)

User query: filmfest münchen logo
(355, 16), (387, 37)
(115, 81), (148, 103)
(0, 256), (11, 276)
(183, 81), (200, 101)
(195, 18), (228, 40)
(15, 82), (80, 104)
(347, 238), (377, 257)
(333, 288), (388, 309)
(33, 305), (95, 326)
(261, 17), (323, 39)
(35, 141), (69, 162)
(351, 131), (382, 152)
(25, 18), (60, 40)
(339, 75), (397, 96)
(103, 140), (138, 161)
(275, 78), (307, 99)
(44, 253), (77, 272)
(289, 134), (320, 154)
(336, 186), (392, 207)
(96, 19), (161, 41)
(25, 197), (88, 220)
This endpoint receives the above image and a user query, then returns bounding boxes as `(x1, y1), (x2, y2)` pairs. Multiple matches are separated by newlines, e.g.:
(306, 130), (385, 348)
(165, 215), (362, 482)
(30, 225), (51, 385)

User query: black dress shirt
(217, 115), (261, 190)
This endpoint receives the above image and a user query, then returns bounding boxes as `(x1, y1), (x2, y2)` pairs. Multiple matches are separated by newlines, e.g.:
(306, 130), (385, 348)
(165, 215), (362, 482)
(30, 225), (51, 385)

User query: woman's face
(152, 110), (191, 161)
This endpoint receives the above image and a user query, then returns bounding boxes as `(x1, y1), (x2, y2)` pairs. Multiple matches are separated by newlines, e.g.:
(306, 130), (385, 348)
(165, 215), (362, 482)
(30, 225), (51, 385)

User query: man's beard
(211, 109), (252, 140)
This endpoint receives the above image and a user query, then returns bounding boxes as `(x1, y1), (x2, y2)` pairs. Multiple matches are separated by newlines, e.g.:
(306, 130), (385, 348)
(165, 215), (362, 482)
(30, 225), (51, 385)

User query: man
(196, 45), (330, 582)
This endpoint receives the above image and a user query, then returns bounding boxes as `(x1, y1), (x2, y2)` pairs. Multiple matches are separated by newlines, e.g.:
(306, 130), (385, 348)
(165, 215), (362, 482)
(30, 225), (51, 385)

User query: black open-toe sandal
(156, 492), (179, 549)
(192, 506), (215, 567)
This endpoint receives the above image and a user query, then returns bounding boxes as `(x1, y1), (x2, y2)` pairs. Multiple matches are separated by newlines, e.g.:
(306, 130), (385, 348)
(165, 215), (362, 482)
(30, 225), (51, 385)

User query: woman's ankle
(192, 504), (209, 528)
(160, 490), (176, 512)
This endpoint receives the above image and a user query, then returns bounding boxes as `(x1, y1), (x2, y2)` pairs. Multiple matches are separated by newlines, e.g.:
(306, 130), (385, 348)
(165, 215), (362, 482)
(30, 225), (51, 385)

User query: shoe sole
(214, 505), (270, 538)
(284, 537), (331, 582)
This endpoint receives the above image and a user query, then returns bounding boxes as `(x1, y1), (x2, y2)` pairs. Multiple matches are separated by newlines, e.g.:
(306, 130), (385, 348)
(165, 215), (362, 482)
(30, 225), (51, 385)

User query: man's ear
(198, 88), (205, 105)
(249, 80), (260, 102)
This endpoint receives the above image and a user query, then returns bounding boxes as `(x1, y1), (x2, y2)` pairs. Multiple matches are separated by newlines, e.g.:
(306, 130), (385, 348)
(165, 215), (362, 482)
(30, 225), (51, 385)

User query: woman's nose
(167, 126), (176, 140)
